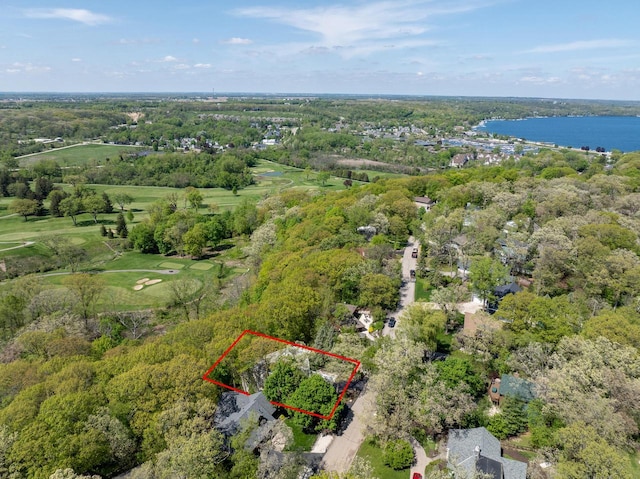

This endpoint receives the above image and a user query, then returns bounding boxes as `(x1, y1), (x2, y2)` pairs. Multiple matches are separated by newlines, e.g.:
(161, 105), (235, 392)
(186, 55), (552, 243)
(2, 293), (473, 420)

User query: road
(382, 236), (418, 338)
(322, 237), (420, 472)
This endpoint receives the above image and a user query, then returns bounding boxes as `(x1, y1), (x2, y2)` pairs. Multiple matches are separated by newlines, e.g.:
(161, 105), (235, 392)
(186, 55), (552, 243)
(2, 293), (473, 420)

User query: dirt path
(320, 385), (376, 473)
(0, 241), (35, 252)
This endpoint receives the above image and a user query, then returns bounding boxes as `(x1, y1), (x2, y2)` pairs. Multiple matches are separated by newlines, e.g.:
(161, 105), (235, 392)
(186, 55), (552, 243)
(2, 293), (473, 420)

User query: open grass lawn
(357, 437), (411, 479)
(415, 277), (434, 302)
(284, 419), (317, 452)
(18, 143), (144, 167)
(629, 450), (640, 476)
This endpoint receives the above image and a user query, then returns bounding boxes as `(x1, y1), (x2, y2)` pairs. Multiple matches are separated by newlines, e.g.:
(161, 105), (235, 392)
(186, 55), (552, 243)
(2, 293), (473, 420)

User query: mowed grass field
(0, 157), (369, 311)
(18, 143), (145, 168)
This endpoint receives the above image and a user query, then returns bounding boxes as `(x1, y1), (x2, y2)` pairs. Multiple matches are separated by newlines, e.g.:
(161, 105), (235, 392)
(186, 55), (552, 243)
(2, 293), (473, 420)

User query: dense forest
(0, 97), (640, 478)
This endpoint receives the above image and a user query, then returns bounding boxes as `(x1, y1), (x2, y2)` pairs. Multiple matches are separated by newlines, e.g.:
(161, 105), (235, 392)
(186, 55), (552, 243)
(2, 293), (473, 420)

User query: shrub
(382, 438), (414, 470)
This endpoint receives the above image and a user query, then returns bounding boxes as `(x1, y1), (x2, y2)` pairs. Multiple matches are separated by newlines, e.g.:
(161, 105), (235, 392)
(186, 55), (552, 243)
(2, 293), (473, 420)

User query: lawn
(18, 143), (144, 167)
(357, 437), (411, 479)
(629, 450), (640, 476)
(415, 277), (435, 302)
(284, 419), (317, 452)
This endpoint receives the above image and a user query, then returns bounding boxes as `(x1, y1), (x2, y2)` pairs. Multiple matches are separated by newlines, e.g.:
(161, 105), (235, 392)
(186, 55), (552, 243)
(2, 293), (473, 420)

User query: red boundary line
(202, 329), (361, 420)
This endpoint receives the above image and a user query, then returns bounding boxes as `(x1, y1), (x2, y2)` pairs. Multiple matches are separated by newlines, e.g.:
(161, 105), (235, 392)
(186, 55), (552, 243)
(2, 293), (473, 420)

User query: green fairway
(0, 157), (357, 312)
(18, 143), (145, 167)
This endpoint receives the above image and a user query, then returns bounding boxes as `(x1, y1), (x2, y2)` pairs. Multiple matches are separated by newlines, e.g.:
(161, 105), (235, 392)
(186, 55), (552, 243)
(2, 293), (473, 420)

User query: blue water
(476, 116), (640, 152)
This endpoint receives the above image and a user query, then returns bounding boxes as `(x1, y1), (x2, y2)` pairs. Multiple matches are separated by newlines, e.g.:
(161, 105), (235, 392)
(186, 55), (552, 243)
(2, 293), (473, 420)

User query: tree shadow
(76, 219), (115, 227)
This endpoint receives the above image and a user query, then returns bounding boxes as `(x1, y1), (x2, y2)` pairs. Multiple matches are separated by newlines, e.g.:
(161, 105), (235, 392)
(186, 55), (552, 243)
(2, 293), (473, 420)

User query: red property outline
(202, 330), (361, 420)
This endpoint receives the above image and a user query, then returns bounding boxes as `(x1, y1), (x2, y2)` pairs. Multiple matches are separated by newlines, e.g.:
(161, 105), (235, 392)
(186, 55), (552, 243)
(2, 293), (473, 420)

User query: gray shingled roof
(500, 374), (537, 402)
(214, 391), (276, 435)
(447, 427), (527, 479)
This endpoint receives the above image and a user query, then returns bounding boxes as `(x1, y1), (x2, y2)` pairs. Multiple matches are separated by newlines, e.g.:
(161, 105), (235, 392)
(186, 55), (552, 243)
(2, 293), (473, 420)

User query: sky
(1, 0), (640, 100)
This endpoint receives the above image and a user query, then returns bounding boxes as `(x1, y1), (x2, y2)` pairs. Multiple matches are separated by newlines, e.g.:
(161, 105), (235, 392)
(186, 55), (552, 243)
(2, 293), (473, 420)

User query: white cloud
(524, 39), (632, 54)
(233, 0), (490, 56)
(71, 58), (82, 62)
(6, 62), (52, 74)
(194, 63), (212, 68)
(193, 38), (201, 44)
(24, 8), (112, 26)
(518, 76), (562, 85)
(222, 37), (253, 45)
(161, 55), (179, 62)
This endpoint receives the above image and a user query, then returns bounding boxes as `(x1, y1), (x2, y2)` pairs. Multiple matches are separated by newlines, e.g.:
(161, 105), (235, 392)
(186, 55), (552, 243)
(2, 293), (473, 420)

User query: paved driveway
(319, 385), (376, 473)
(383, 236), (418, 338)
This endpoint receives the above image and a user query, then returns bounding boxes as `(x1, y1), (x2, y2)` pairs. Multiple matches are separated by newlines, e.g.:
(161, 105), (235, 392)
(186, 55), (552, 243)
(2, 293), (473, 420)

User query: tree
(469, 257), (509, 307)
(435, 356), (485, 397)
(430, 284), (470, 326)
(62, 273), (105, 324)
(382, 439), (414, 470)
(184, 186), (203, 213)
(113, 192), (133, 212)
(129, 222), (158, 253)
(9, 198), (39, 221)
(34, 177), (54, 200)
(287, 374), (339, 432)
(83, 195), (106, 224)
(48, 189), (68, 217)
(358, 273), (398, 310)
(554, 423), (632, 479)
(101, 192), (114, 214)
(59, 197), (84, 226)
(318, 171), (330, 186)
(263, 359), (305, 404)
(183, 223), (207, 258)
(399, 304), (446, 351)
(115, 212), (128, 238)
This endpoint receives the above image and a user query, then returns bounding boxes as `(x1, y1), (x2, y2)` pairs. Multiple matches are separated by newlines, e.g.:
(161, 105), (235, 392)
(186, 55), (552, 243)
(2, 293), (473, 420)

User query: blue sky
(1, 0), (639, 99)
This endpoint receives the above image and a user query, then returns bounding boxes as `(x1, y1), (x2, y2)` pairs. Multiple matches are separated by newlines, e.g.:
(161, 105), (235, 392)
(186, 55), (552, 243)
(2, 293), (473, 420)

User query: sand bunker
(145, 279), (162, 286)
(136, 278), (150, 284)
(133, 284), (144, 291)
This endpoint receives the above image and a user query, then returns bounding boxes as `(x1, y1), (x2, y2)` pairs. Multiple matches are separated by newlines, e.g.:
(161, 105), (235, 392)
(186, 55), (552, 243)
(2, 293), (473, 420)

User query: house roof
(447, 427), (527, 479)
(500, 374), (537, 402)
(414, 196), (435, 205)
(214, 391), (276, 435)
(494, 282), (521, 297)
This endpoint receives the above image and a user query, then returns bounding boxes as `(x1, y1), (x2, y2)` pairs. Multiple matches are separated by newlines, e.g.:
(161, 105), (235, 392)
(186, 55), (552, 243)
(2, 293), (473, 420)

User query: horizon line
(1, 91), (640, 104)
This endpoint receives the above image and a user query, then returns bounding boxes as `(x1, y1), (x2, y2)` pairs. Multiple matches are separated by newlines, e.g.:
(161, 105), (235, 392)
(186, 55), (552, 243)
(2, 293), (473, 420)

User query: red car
(412, 473), (422, 479)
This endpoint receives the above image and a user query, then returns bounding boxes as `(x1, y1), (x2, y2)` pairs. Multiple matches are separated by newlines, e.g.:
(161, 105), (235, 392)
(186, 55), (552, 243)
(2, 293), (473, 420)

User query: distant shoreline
(473, 115), (640, 153)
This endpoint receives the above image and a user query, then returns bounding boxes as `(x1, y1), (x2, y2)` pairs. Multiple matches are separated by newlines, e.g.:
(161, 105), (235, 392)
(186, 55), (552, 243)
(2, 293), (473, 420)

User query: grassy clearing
(629, 450), (640, 476)
(18, 143), (144, 167)
(284, 419), (317, 452)
(356, 437), (410, 479)
(415, 277), (434, 302)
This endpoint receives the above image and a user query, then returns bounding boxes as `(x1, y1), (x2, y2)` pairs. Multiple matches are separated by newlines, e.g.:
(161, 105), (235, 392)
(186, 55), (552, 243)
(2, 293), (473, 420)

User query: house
(414, 196), (436, 210)
(450, 153), (472, 168)
(447, 427), (527, 479)
(487, 281), (521, 314)
(489, 374), (537, 406)
(214, 391), (276, 436)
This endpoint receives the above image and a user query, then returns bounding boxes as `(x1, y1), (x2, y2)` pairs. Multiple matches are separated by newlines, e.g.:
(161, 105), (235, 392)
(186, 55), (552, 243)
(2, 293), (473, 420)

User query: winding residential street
(321, 237), (421, 473)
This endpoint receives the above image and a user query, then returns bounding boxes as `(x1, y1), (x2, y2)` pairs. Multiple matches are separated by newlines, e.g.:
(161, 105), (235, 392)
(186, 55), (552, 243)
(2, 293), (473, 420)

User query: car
(412, 473), (423, 479)
(388, 317), (396, 328)
(411, 247), (418, 258)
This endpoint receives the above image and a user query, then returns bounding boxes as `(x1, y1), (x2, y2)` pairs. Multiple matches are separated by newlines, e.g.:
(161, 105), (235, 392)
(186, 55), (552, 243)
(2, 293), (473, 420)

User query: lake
(475, 116), (640, 153)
